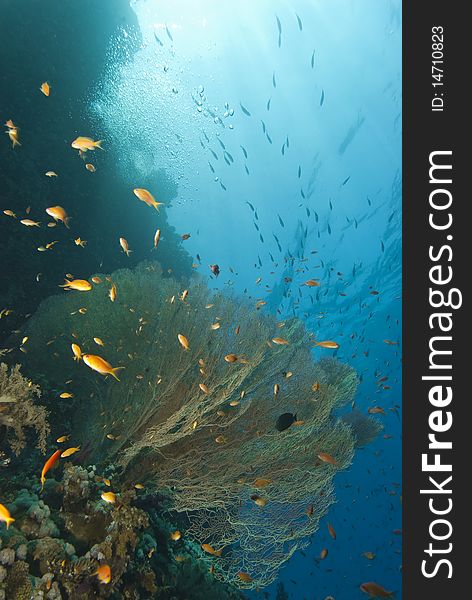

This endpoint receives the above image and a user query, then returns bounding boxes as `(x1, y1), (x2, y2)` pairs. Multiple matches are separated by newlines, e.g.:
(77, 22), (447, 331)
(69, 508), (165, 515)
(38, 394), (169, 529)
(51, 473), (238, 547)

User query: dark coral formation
(1, 464), (245, 599)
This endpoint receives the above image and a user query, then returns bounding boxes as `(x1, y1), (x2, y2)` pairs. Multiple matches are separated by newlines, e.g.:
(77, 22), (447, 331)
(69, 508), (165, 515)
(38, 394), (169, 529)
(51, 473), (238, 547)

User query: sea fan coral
(0, 363), (49, 455)
(341, 409), (383, 448)
(20, 261), (361, 588)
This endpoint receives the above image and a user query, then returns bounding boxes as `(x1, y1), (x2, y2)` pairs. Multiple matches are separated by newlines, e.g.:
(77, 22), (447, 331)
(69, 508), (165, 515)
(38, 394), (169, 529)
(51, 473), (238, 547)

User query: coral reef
(0, 363), (49, 455)
(0, 465), (245, 599)
(19, 261), (363, 588)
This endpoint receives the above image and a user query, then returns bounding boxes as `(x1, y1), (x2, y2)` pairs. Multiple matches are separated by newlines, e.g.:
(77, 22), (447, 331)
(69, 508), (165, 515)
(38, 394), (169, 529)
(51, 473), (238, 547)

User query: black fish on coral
(276, 412), (297, 432)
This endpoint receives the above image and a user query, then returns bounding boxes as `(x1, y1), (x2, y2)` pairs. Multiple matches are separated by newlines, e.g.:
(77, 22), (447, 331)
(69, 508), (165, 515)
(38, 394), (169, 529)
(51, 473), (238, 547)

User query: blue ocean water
(90, 1), (401, 597)
(1, 0), (401, 598)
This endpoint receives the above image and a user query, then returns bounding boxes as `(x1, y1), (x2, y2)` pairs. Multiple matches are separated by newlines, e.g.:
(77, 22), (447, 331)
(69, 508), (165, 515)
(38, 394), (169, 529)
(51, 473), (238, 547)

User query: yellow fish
(109, 283), (117, 302)
(6, 126), (20, 148)
(40, 82), (50, 96)
(272, 337), (289, 345)
(201, 543), (222, 557)
(153, 228), (161, 249)
(119, 237), (131, 256)
(314, 340), (340, 349)
(60, 447), (80, 458)
(133, 188), (163, 211)
(74, 237), (87, 247)
(20, 219), (40, 227)
(95, 564), (111, 584)
(59, 392), (74, 399)
(252, 478), (272, 488)
(56, 435), (70, 443)
(0, 503), (15, 529)
(3, 210), (16, 218)
(101, 491), (116, 504)
(46, 206), (70, 227)
(60, 279), (92, 291)
(250, 494), (268, 508)
(94, 337), (105, 347)
(82, 354), (124, 381)
(71, 136), (103, 152)
(178, 334), (189, 350)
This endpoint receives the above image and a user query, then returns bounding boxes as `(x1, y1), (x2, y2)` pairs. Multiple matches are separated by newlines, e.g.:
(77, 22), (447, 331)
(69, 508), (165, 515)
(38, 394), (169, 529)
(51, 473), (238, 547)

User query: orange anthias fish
(60, 447), (81, 458)
(109, 283), (117, 302)
(360, 582), (394, 598)
(119, 237), (132, 256)
(60, 279), (92, 292)
(0, 503), (15, 529)
(327, 522), (336, 540)
(133, 188), (163, 211)
(153, 228), (161, 249)
(178, 334), (189, 350)
(41, 449), (62, 490)
(314, 340), (340, 349)
(40, 82), (50, 96)
(368, 406), (386, 415)
(71, 137), (103, 152)
(201, 543), (223, 557)
(237, 572), (253, 583)
(5, 121), (21, 148)
(101, 491), (116, 504)
(272, 337), (289, 345)
(82, 354), (124, 381)
(95, 564), (111, 584)
(317, 452), (338, 466)
(71, 343), (82, 361)
(46, 206), (70, 227)
(303, 279), (320, 287)
(253, 478), (272, 488)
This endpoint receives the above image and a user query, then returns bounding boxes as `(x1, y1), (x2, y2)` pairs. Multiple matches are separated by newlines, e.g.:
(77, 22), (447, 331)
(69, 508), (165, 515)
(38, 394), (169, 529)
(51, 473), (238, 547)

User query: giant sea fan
(20, 260), (369, 588)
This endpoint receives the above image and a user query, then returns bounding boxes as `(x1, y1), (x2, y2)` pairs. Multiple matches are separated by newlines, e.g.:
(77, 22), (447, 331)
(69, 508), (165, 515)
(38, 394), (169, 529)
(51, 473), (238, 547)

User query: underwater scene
(0, 1), (401, 599)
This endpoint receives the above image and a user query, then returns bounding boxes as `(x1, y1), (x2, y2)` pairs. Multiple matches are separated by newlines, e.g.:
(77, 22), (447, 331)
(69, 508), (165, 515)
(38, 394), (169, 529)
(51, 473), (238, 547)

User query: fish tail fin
(6, 517), (15, 529)
(94, 140), (104, 150)
(64, 217), (71, 229)
(126, 249), (132, 257)
(110, 367), (125, 381)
